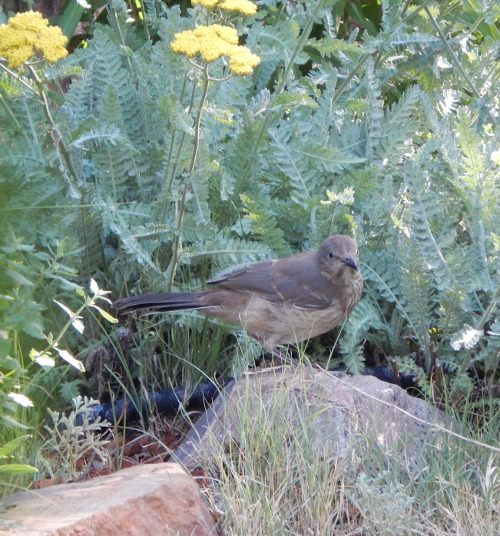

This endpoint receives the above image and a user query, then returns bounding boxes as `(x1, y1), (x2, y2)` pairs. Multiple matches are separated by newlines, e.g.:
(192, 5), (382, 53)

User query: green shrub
(0, 0), (498, 492)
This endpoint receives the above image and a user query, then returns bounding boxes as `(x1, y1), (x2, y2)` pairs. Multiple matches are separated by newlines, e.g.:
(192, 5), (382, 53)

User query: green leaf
(1, 415), (32, 430)
(57, 349), (85, 372)
(0, 464), (38, 475)
(55, 0), (85, 38)
(93, 307), (118, 324)
(53, 299), (75, 318)
(4, 268), (34, 287)
(0, 435), (32, 457)
(90, 278), (99, 295)
(0, 354), (20, 371)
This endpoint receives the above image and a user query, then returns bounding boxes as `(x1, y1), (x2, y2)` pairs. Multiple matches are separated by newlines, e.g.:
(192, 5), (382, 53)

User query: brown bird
(113, 235), (363, 352)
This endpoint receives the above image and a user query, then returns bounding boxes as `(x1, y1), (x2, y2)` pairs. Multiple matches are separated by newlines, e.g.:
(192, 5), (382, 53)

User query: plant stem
(26, 65), (80, 185)
(331, 54), (370, 106)
(189, 64), (210, 174)
(241, 0), (353, 182)
(0, 62), (38, 93)
(167, 64), (211, 291)
(159, 72), (190, 224)
(423, 7), (482, 102)
(0, 92), (30, 138)
(459, 282), (500, 374)
(399, 0), (436, 25)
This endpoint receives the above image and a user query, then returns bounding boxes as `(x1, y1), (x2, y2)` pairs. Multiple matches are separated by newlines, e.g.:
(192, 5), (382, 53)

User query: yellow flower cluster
(172, 24), (237, 62)
(0, 11), (67, 69)
(192, 0), (257, 16)
(171, 24), (260, 76)
(192, 0), (219, 7)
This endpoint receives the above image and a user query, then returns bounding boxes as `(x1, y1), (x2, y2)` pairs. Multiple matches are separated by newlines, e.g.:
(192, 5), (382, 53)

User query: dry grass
(191, 369), (500, 535)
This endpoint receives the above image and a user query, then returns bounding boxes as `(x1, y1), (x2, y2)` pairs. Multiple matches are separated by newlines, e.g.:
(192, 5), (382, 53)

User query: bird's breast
(235, 295), (350, 350)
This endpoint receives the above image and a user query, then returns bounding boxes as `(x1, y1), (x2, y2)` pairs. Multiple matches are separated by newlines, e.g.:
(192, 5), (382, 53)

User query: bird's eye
(329, 252), (334, 259)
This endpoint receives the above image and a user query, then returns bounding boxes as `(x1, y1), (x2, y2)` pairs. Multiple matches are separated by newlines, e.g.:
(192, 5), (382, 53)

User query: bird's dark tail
(113, 292), (210, 314)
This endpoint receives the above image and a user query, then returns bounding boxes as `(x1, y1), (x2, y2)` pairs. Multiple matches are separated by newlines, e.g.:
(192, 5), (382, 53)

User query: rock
(0, 462), (215, 536)
(174, 366), (445, 471)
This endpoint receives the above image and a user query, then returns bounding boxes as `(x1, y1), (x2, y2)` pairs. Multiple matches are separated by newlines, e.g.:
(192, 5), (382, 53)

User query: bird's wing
(207, 254), (333, 309)
(273, 255), (334, 309)
(207, 260), (279, 302)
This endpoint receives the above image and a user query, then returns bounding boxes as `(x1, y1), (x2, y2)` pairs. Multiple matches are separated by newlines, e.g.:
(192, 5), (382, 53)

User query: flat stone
(0, 462), (215, 536)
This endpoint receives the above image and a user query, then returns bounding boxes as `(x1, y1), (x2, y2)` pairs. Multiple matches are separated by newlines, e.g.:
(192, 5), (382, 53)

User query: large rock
(0, 462), (215, 536)
(174, 366), (445, 471)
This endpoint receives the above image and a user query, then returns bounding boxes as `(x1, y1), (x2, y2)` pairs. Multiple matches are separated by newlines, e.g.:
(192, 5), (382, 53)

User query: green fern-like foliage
(1, 0), (499, 392)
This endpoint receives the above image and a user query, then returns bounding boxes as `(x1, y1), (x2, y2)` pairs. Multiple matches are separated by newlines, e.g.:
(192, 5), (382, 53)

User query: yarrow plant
(0, 12), (77, 201)
(192, 0), (257, 16)
(171, 0), (259, 77)
(166, 0), (260, 286)
(0, 11), (67, 69)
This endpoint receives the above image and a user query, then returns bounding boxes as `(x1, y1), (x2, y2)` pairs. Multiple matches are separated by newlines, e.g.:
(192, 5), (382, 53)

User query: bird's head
(317, 235), (360, 278)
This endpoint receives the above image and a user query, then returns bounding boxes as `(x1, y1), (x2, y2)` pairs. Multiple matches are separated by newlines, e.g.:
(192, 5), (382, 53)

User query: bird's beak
(344, 257), (359, 271)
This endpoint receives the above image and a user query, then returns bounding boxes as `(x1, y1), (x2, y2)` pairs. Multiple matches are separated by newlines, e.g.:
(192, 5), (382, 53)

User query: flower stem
(167, 64), (211, 291)
(241, 0), (327, 183)
(26, 64), (80, 186)
(158, 72), (191, 225)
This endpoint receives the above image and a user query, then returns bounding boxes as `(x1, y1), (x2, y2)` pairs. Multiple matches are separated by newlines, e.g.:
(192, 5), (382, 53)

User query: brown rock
(0, 462), (215, 536)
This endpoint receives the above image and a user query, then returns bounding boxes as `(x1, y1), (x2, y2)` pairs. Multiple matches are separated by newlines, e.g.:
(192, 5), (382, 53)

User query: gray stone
(174, 367), (445, 471)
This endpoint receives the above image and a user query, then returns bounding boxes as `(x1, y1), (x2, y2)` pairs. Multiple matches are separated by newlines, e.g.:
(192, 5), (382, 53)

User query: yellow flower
(0, 11), (67, 69)
(218, 0), (257, 15)
(8, 11), (48, 31)
(192, 0), (257, 15)
(209, 24), (239, 45)
(170, 29), (200, 58)
(192, 0), (220, 8)
(226, 44), (260, 75)
(171, 23), (259, 75)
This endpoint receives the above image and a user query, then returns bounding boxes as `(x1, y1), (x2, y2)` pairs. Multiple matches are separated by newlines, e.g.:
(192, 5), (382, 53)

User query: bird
(113, 235), (363, 353)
